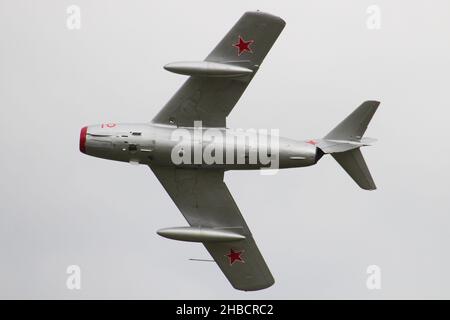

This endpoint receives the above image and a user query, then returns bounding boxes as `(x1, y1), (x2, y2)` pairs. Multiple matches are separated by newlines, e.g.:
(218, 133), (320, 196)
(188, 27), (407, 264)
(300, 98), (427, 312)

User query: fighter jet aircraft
(79, 11), (379, 291)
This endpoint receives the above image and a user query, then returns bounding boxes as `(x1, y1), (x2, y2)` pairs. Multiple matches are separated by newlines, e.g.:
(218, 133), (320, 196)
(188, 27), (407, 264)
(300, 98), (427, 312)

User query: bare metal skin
(81, 123), (318, 169)
(79, 11), (379, 291)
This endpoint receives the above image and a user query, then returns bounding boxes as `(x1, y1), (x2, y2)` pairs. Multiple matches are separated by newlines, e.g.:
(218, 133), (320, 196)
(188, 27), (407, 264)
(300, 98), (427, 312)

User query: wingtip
(246, 10), (286, 26)
(234, 278), (275, 291)
(365, 100), (381, 108)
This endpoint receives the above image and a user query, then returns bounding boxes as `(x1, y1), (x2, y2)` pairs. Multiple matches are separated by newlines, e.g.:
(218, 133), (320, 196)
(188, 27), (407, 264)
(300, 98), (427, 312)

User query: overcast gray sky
(1, 0), (449, 299)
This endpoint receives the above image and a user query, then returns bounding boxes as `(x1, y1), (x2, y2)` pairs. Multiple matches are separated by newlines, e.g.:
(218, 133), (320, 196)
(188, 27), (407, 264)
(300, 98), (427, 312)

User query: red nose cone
(79, 126), (87, 154)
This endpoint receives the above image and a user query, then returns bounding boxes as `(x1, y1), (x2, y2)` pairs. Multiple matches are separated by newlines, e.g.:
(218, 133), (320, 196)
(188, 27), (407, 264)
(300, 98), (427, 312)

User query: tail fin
(317, 101), (380, 190)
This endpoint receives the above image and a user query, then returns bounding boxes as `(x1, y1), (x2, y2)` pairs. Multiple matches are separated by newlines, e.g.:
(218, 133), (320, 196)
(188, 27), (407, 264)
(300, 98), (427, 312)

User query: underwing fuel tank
(164, 61), (253, 78)
(157, 227), (246, 242)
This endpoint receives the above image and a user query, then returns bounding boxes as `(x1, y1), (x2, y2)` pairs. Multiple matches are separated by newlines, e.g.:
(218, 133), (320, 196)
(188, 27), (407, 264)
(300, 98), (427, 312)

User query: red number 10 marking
(101, 123), (116, 128)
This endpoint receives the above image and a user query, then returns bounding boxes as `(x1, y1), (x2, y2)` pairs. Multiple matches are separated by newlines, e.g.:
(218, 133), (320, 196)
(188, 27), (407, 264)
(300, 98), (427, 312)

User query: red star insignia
(232, 36), (254, 56)
(226, 249), (245, 265)
(307, 139), (317, 145)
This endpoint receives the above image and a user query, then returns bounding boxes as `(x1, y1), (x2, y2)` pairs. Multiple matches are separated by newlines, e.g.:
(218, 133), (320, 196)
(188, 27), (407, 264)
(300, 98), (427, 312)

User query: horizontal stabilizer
(325, 100), (379, 141)
(331, 148), (376, 190)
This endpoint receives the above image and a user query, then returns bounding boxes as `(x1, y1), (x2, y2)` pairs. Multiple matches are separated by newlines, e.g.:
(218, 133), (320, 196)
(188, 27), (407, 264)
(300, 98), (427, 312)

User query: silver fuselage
(80, 123), (320, 169)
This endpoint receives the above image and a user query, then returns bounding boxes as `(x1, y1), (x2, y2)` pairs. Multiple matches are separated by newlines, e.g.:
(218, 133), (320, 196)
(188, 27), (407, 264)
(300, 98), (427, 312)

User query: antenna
(189, 258), (215, 262)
